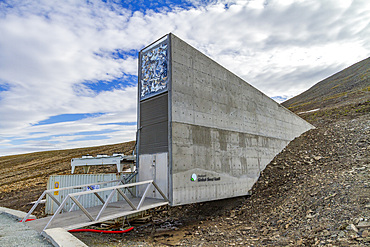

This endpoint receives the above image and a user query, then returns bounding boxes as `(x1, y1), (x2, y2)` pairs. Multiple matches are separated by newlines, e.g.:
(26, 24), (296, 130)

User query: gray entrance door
(138, 152), (168, 199)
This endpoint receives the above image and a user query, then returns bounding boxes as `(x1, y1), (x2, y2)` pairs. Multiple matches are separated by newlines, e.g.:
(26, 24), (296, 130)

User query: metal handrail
(22, 179), (125, 223)
(41, 180), (168, 231)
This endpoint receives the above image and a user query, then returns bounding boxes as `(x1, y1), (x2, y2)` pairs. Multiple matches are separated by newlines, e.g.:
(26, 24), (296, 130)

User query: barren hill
(0, 141), (135, 215)
(283, 56), (370, 113)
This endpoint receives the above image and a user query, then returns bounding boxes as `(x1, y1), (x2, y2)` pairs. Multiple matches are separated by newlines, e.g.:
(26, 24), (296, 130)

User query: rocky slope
(283, 57), (370, 113)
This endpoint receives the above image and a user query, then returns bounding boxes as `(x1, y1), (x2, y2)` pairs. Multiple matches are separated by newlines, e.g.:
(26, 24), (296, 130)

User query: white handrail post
(95, 189), (116, 221)
(43, 195), (70, 231)
(137, 181), (152, 210)
(22, 191), (46, 222)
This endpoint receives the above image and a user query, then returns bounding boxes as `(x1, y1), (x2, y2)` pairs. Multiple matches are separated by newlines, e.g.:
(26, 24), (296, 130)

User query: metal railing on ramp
(22, 180), (169, 232)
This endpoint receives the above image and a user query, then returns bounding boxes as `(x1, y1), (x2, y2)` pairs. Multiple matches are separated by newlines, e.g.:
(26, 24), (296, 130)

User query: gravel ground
(0, 213), (52, 247)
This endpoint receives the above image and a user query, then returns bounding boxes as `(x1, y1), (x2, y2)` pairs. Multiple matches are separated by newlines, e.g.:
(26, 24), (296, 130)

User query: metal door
(138, 152), (168, 199)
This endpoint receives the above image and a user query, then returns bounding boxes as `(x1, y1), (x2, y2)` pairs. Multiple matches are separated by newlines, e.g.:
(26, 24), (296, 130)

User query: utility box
(46, 173), (135, 214)
(137, 33), (314, 206)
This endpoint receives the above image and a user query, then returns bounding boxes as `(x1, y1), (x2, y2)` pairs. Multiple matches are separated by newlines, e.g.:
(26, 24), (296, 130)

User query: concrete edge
(42, 228), (88, 247)
(0, 206), (36, 221)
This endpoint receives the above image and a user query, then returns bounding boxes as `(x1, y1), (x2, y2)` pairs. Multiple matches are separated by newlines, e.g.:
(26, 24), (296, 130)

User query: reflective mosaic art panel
(140, 38), (168, 100)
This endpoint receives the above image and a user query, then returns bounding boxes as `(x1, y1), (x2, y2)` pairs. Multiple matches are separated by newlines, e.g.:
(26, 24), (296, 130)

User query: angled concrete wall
(137, 33), (314, 206)
(169, 34), (314, 205)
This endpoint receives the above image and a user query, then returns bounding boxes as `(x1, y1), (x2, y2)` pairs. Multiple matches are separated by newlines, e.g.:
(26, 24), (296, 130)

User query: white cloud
(166, 0), (370, 97)
(0, 0), (369, 156)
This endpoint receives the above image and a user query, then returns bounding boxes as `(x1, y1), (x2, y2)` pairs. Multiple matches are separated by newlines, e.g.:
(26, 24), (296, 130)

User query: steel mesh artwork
(140, 41), (168, 100)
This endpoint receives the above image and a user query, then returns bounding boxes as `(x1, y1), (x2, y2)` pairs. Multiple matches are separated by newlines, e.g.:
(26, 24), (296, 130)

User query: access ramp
(23, 180), (169, 233)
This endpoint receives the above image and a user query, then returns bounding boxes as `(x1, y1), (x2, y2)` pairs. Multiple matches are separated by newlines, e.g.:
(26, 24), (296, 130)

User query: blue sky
(0, 0), (369, 156)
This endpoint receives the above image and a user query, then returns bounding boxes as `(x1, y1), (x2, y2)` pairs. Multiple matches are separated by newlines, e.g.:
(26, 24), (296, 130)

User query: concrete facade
(138, 33), (314, 206)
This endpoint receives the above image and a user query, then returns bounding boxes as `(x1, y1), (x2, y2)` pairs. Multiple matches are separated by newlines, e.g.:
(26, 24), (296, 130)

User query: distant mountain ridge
(283, 57), (370, 113)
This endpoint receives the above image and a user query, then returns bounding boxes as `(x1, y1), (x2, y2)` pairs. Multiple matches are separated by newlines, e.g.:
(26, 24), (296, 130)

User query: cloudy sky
(0, 0), (369, 156)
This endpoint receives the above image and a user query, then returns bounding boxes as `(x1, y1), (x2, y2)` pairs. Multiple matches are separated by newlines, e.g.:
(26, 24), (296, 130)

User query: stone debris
(348, 224), (359, 233)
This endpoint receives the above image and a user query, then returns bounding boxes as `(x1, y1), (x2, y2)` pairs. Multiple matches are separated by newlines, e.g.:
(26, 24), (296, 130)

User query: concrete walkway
(0, 212), (52, 247)
(0, 207), (87, 247)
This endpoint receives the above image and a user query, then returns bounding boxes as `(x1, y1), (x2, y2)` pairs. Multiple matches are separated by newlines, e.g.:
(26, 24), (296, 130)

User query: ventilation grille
(139, 93), (168, 154)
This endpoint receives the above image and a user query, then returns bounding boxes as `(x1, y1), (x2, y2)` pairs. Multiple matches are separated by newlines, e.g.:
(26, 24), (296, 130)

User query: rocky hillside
(283, 57), (370, 113)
